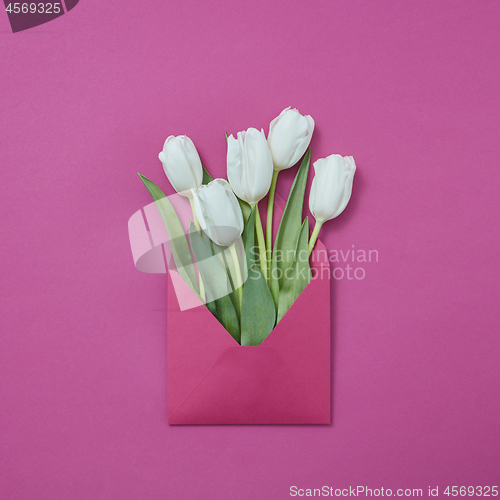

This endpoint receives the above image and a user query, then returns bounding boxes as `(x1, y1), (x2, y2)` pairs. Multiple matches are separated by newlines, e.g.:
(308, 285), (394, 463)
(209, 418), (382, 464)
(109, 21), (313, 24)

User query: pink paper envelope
(128, 193), (331, 424)
(166, 241), (331, 425)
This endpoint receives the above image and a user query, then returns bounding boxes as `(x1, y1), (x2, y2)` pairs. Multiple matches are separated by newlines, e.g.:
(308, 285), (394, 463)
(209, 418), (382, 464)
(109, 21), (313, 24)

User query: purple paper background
(1, 1), (499, 498)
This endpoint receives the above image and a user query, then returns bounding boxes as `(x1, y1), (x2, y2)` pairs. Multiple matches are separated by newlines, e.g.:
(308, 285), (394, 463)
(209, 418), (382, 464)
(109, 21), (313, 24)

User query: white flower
(227, 128), (273, 205)
(158, 135), (202, 197)
(192, 179), (244, 247)
(309, 154), (356, 222)
(267, 107), (314, 171)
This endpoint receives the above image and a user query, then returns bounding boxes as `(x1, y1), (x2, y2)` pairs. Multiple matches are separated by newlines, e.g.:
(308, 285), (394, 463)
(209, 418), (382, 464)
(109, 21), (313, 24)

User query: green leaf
(269, 149), (311, 309)
(219, 250), (236, 295)
(215, 294), (240, 344)
(241, 265), (276, 346)
(195, 230), (229, 319)
(138, 174), (199, 296)
(277, 217), (311, 323)
(188, 224), (240, 343)
(205, 298), (217, 317)
(188, 223), (229, 302)
(242, 206), (257, 270)
(202, 166), (213, 185)
(219, 248), (240, 320)
(238, 197), (252, 225)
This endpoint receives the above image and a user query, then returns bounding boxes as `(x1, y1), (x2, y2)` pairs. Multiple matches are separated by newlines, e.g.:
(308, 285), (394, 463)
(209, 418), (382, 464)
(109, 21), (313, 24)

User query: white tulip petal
(158, 135), (203, 197)
(309, 154), (356, 223)
(268, 107), (314, 171)
(227, 128), (273, 205)
(333, 157), (356, 218)
(193, 179), (244, 247)
(227, 134), (245, 201)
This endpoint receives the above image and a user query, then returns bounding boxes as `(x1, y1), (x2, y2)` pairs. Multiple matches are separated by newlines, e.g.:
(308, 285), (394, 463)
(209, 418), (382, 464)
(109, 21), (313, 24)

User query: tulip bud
(309, 154), (356, 223)
(192, 179), (244, 248)
(227, 128), (274, 205)
(158, 135), (203, 197)
(267, 107), (315, 171)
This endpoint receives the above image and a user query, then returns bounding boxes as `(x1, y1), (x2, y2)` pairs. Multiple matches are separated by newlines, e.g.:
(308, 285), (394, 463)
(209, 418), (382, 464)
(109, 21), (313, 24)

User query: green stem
(229, 243), (243, 307)
(199, 274), (206, 302)
(254, 203), (268, 281)
(308, 219), (324, 256)
(188, 197), (200, 232)
(266, 170), (279, 259)
(188, 196), (205, 302)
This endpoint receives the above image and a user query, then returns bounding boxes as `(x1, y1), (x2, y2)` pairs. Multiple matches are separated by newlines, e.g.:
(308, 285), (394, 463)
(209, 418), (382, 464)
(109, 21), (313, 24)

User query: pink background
(1, 1), (499, 498)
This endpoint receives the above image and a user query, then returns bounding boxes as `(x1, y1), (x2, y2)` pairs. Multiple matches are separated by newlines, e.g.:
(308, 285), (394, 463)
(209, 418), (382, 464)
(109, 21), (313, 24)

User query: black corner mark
(4, 0), (79, 33)
(64, 0), (78, 12)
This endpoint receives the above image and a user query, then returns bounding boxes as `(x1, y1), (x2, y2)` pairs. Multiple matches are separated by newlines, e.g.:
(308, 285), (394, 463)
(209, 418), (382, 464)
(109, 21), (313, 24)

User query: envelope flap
(261, 238), (331, 418)
(167, 273), (237, 418)
(169, 346), (330, 424)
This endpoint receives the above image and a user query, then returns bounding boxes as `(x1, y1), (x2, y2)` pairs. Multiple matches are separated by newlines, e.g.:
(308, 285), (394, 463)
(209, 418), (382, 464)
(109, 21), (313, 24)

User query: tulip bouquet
(138, 107), (355, 346)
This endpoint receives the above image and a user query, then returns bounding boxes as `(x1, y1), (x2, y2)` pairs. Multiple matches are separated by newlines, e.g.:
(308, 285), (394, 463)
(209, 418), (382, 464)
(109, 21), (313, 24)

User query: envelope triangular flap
(166, 272), (238, 421)
(262, 238), (331, 420)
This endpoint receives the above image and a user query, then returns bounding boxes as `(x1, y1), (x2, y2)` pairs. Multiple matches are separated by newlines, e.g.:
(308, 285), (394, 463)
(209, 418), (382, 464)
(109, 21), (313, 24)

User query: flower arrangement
(138, 107), (356, 346)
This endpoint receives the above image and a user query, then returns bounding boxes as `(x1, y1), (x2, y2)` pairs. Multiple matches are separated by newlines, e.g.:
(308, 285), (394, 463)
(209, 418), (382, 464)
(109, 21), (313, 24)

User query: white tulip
(267, 107), (315, 172)
(309, 154), (356, 222)
(307, 155), (356, 256)
(192, 179), (244, 248)
(227, 128), (273, 206)
(158, 135), (203, 197)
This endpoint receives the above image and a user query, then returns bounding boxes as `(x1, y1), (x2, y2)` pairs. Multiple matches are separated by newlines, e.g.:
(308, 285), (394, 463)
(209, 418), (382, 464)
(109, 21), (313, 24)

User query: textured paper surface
(1, 0), (499, 498)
